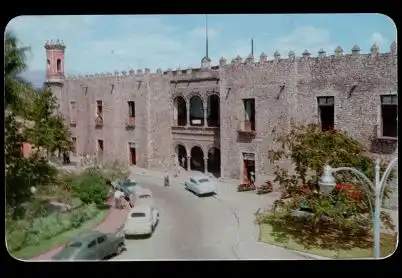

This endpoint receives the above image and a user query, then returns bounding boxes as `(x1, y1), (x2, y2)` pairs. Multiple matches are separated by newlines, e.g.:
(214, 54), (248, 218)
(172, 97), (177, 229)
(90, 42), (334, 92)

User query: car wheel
(116, 242), (125, 255)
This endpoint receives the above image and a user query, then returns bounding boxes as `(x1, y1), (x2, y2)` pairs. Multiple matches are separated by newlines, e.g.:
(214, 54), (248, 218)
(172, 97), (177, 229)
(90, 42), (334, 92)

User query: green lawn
(11, 209), (109, 260)
(259, 221), (397, 259)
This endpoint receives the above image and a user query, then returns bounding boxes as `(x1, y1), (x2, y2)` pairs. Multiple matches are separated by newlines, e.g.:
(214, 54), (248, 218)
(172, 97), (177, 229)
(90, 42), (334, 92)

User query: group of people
(112, 187), (134, 209)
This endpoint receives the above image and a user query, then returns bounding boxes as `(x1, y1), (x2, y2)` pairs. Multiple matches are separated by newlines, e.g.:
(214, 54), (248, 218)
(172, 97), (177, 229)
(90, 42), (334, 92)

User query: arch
(207, 147), (221, 178)
(189, 95), (204, 126)
(207, 94), (220, 127)
(47, 59), (51, 69)
(173, 96), (187, 126)
(190, 146), (205, 173)
(176, 144), (188, 170)
(56, 59), (62, 72)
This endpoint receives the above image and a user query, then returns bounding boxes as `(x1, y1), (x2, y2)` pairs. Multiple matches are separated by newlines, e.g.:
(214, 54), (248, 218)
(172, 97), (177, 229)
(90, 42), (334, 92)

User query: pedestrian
(250, 171), (255, 186)
(164, 171), (170, 187)
(114, 188), (123, 209)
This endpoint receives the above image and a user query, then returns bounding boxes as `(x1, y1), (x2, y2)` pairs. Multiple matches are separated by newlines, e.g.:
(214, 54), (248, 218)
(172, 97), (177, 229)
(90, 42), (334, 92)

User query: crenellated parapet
(65, 66), (168, 81)
(221, 41), (397, 69)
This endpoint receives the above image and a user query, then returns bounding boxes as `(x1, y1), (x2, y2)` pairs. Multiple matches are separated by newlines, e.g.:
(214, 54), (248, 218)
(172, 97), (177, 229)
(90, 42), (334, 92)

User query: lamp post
(318, 157), (398, 259)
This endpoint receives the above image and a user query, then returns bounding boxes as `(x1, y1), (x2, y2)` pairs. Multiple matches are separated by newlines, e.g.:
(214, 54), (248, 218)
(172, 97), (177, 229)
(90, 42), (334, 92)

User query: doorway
(242, 153), (255, 183)
(129, 143), (136, 165)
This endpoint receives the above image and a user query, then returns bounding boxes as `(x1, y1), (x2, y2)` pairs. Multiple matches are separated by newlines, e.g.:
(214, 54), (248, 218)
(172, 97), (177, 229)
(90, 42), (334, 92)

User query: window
(190, 178), (196, 184)
(381, 95), (398, 138)
(47, 59), (51, 69)
(128, 101), (135, 117)
(57, 59), (61, 72)
(87, 240), (96, 248)
(198, 178), (210, 183)
(96, 100), (103, 116)
(317, 96), (335, 131)
(97, 140), (104, 152)
(67, 242), (82, 248)
(72, 137), (77, 156)
(70, 100), (77, 110)
(97, 236), (107, 244)
(242, 99), (255, 131)
(131, 212), (146, 218)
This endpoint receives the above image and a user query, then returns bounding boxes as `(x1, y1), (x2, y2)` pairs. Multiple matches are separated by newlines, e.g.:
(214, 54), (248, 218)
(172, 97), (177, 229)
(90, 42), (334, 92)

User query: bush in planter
(266, 124), (395, 235)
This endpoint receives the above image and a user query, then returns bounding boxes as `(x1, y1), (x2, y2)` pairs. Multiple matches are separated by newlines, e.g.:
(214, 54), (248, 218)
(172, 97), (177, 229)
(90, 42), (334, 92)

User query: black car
(118, 179), (138, 198)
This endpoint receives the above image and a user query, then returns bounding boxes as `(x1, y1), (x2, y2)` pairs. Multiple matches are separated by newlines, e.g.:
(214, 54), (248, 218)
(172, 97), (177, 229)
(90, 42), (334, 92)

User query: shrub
(6, 204), (100, 252)
(71, 171), (109, 205)
(267, 124), (395, 234)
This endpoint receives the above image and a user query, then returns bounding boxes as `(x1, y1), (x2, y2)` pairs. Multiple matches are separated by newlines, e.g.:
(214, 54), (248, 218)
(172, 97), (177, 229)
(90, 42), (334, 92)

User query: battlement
(222, 42), (397, 68)
(64, 42), (397, 82)
(44, 39), (66, 50)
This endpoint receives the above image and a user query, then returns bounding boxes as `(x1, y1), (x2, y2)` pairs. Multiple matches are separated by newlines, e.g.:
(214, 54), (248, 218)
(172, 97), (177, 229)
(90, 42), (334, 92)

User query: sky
(6, 14), (397, 85)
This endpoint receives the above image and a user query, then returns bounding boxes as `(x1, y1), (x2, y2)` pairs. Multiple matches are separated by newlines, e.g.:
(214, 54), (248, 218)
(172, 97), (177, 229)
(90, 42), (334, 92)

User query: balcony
(95, 115), (103, 128)
(237, 120), (256, 136)
(69, 118), (77, 127)
(125, 117), (136, 129)
(171, 125), (219, 143)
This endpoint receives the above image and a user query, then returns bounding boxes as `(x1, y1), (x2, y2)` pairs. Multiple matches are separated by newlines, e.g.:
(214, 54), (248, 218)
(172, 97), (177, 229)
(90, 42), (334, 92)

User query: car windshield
(131, 212), (146, 217)
(198, 178), (209, 183)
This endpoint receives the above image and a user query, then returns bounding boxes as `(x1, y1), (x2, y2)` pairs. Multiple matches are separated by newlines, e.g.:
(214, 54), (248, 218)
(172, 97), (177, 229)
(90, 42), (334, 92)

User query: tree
(4, 31), (33, 112)
(24, 89), (72, 156)
(71, 170), (109, 206)
(267, 124), (395, 234)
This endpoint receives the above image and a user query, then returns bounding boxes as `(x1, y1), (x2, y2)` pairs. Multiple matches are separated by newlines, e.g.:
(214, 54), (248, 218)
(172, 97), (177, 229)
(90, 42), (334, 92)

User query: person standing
(113, 188), (123, 209)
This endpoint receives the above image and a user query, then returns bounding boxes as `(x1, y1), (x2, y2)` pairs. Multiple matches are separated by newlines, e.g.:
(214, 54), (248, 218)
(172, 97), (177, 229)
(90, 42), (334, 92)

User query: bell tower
(44, 39), (66, 112)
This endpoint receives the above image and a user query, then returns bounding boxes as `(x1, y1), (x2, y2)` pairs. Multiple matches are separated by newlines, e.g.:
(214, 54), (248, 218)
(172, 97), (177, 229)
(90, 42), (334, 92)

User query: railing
(237, 120), (256, 135)
(95, 115), (103, 128)
(125, 117), (136, 129)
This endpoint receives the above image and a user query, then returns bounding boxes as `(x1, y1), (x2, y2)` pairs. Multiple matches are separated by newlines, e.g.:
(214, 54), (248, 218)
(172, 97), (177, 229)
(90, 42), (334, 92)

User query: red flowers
(336, 184), (362, 201)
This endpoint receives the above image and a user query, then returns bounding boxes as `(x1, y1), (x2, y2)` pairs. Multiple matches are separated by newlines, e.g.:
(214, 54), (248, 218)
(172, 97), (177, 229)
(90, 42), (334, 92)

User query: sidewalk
(31, 200), (129, 261)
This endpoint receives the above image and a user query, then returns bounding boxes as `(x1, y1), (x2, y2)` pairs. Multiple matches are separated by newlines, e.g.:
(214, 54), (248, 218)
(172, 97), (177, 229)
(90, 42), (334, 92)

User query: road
(112, 178), (240, 260)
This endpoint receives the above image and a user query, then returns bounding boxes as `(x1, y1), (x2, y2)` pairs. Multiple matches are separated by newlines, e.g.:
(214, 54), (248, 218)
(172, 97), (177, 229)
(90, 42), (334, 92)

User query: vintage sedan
(116, 179), (138, 198)
(184, 175), (217, 196)
(52, 231), (125, 261)
(123, 204), (159, 237)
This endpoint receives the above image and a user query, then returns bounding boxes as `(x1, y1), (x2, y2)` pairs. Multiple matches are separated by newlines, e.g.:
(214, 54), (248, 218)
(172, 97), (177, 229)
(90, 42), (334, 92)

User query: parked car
(133, 187), (152, 201)
(52, 231), (125, 261)
(117, 179), (138, 198)
(184, 175), (217, 196)
(123, 204), (159, 237)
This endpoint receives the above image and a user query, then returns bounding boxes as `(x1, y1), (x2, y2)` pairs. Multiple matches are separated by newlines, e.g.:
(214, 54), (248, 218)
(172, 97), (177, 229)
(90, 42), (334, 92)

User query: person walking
(164, 171), (170, 187)
(113, 188), (123, 209)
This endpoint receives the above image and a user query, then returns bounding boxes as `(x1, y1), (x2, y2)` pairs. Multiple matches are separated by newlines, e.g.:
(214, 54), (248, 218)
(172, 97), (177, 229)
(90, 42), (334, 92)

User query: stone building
(44, 39), (398, 184)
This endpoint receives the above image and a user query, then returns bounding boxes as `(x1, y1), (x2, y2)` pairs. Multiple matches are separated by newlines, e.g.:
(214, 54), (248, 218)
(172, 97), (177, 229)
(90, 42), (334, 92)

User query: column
(186, 100), (190, 126)
(187, 156), (191, 170)
(203, 102), (208, 127)
(204, 157), (208, 173)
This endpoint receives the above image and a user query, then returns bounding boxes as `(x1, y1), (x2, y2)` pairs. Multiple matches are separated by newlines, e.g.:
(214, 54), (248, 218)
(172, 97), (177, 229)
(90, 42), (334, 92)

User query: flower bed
(237, 182), (256, 192)
(256, 181), (273, 195)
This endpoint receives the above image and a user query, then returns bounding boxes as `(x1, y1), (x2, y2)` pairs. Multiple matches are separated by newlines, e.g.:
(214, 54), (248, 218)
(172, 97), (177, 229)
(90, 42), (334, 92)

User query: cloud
(370, 32), (390, 49)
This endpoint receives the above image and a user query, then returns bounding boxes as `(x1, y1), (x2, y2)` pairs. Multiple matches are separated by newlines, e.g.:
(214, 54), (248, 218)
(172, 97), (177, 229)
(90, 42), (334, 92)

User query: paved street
(112, 173), (311, 260)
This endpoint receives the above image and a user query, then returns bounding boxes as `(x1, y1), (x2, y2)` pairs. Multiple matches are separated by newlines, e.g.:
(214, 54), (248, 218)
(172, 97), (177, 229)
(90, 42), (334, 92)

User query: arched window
(57, 59), (61, 72)
(47, 59), (51, 69)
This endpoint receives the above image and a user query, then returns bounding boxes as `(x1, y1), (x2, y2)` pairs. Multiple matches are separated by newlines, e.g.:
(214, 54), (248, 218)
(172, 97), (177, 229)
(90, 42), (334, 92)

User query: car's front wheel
(116, 242), (125, 255)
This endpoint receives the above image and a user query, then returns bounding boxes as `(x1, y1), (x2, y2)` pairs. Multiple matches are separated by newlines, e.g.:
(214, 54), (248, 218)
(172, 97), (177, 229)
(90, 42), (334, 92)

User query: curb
(30, 205), (117, 260)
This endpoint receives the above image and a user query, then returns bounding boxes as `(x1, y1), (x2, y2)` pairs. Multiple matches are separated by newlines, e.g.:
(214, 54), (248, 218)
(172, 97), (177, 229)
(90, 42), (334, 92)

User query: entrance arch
(190, 146), (205, 173)
(207, 147), (221, 178)
(207, 94), (220, 127)
(173, 96), (187, 126)
(176, 144), (188, 169)
(189, 96), (204, 126)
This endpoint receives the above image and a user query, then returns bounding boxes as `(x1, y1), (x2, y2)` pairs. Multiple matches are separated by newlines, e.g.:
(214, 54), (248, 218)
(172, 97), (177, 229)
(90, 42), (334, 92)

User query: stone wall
(50, 42), (397, 184)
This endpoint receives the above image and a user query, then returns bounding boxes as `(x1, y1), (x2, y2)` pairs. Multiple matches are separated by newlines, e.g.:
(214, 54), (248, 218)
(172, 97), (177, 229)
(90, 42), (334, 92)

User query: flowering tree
(266, 124), (395, 234)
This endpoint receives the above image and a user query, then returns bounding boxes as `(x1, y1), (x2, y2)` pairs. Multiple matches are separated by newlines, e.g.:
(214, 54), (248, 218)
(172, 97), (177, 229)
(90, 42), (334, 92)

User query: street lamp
(318, 157), (398, 259)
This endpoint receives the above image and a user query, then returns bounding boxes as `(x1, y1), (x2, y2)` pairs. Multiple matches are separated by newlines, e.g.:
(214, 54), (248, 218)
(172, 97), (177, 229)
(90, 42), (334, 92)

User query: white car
(184, 175), (217, 196)
(133, 187), (154, 205)
(123, 205), (159, 237)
